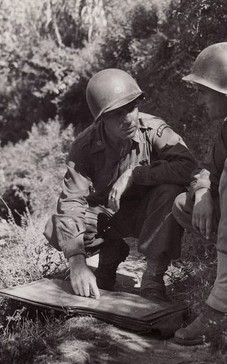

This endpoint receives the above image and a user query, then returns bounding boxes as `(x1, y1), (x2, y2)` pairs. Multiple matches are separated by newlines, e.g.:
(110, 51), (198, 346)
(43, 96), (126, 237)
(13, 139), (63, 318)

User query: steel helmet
(183, 42), (227, 94)
(86, 68), (144, 121)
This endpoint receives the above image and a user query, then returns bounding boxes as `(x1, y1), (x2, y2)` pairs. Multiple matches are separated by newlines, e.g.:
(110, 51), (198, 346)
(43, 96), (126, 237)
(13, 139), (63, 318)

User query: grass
(166, 230), (227, 357)
(0, 312), (63, 364)
(0, 204), (67, 289)
(0, 208), (226, 363)
(167, 230), (217, 314)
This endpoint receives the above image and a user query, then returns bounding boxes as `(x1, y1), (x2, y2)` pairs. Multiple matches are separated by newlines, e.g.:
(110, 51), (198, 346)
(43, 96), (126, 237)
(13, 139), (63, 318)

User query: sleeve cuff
(54, 215), (86, 259)
(62, 239), (86, 260)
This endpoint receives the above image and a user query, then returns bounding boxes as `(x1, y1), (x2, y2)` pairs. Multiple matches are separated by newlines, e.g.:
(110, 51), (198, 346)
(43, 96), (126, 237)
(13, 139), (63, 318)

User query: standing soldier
(173, 43), (227, 345)
(45, 68), (195, 303)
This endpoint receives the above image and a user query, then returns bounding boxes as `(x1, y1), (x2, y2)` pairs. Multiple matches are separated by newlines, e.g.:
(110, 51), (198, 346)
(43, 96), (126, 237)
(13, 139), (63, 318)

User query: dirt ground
(50, 240), (226, 364)
(57, 327), (222, 364)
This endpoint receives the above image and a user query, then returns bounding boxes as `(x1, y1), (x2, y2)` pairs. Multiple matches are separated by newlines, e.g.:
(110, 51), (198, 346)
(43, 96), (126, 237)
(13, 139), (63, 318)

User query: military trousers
(82, 184), (184, 266)
(173, 160), (227, 312)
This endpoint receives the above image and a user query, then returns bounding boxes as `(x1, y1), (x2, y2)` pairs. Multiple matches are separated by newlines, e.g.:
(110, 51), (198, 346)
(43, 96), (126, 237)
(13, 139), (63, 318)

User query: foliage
(1, 0), (227, 151)
(1, 0), (227, 358)
(0, 0), (175, 214)
(0, 119), (75, 219)
(0, 0), (106, 144)
(0, 313), (65, 364)
(167, 231), (217, 310)
(99, 0), (227, 158)
(167, 0), (227, 54)
(0, 37), (103, 143)
(0, 208), (66, 288)
(1, 312), (153, 364)
(101, 0), (172, 69)
(132, 0), (227, 157)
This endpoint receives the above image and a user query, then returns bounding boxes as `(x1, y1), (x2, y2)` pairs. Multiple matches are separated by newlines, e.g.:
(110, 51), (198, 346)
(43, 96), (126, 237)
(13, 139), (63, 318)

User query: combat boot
(140, 257), (170, 303)
(95, 238), (129, 291)
(174, 305), (227, 345)
(140, 274), (171, 302)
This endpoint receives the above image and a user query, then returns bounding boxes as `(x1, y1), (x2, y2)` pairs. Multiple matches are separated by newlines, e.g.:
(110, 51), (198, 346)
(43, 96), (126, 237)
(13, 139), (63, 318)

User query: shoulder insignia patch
(156, 123), (170, 137)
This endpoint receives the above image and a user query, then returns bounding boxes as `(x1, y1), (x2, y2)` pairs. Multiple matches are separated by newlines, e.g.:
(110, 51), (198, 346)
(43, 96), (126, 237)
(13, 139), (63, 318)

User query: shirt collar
(90, 115), (146, 154)
(132, 128), (146, 143)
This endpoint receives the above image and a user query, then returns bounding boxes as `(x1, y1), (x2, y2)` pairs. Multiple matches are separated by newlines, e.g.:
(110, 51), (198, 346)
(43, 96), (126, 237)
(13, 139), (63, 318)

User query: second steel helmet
(86, 68), (144, 121)
(182, 42), (227, 94)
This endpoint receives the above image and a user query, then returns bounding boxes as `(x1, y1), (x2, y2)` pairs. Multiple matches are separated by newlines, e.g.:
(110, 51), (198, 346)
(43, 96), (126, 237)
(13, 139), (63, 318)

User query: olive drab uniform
(173, 42), (227, 314)
(44, 68), (196, 296)
(173, 119), (227, 312)
(45, 112), (195, 274)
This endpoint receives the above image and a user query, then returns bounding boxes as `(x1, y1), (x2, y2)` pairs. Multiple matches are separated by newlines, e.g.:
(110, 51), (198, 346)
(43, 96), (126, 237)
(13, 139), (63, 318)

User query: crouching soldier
(173, 43), (227, 345)
(44, 68), (195, 303)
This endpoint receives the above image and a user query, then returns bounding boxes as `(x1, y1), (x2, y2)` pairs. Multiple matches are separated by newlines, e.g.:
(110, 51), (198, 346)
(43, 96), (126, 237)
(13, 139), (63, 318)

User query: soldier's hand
(193, 188), (214, 239)
(108, 168), (133, 212)
(69, 255), (100, 299)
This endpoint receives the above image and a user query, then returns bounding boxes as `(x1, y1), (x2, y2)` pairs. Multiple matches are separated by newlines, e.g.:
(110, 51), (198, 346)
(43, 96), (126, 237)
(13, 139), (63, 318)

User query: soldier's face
(197, 85), (227, 120)
(103, 100), (139, 142)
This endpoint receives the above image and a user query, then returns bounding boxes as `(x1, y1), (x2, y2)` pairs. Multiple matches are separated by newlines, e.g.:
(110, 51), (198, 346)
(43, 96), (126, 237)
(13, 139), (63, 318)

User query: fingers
(192, 210), (199, 232)
(70, 270), (100, 299)
(109, 198), (120, 212)
(199, 216), (206, 237)
(90, 281), (100, 300)
(108, 192), (120, 212)
(71, 282), (80, 296)
(108, 169), (134, 211)
(205, 216), (212, 240)
(192, 214), (206, 237)
(192, 212), (212, 239)
(108, 195), (115, 211)
(83, 280), (91, 297)
(71, 279), (84, 297)
(193, 190), (214, 239)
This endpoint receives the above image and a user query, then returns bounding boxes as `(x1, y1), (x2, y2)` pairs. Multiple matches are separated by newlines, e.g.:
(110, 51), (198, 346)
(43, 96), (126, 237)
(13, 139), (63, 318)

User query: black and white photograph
(0, 1), (227, 363)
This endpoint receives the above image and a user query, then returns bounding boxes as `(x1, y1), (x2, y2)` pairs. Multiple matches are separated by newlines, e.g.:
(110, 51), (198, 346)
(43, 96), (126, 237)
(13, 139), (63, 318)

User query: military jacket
(190, 119), (227, 198)
(51, 112), (196, 258)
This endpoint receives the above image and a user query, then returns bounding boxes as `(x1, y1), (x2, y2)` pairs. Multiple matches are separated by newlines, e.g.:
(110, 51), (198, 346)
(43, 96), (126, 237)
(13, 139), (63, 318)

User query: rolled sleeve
(54, 215), (86, 259)
(45, 139), (92, 259)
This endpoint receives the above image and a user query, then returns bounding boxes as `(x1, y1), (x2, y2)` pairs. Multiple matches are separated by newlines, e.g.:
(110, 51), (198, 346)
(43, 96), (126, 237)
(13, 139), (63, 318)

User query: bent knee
(152, 184), (185, 203)
(173, 192), (188, 211)
(172, 192), (193, 229)
(144, 185), (185, 212)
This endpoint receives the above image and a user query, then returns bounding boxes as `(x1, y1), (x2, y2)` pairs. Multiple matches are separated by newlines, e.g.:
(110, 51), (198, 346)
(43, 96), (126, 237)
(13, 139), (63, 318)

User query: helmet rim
(183, 73), (227, 95)
(86, 68), (144, 121)
(96, 91), (144, 120)
(182, 42), (227, 95)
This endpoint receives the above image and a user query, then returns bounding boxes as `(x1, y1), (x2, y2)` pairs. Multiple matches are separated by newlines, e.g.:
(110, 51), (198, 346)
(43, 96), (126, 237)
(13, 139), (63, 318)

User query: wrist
(124, 168), (133, 177)
(125, 168), (133, 183)
(195, 188), (210, 201)
(69, 254), (86, 266)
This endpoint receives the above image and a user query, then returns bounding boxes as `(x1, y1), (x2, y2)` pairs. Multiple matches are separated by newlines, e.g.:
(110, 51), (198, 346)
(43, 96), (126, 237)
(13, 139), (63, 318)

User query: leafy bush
(0, 119), (75, 219)
(1, 0), (226, 153)
(1, 3), (227, 356)
(132, 0), (227, 157)
(97, 0), (227, 159)
(101, 0), (172, 69)
(0, 0), (106, 144)
(0, 208), (66, 289)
